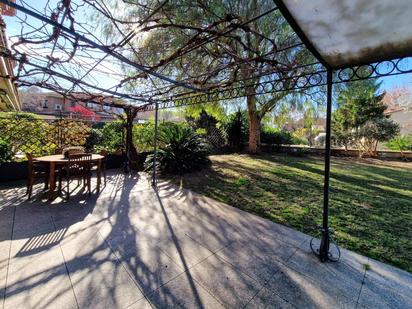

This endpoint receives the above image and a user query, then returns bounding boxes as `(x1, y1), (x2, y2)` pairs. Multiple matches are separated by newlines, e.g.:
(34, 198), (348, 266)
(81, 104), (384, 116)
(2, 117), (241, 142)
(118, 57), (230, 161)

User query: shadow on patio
(0, 170), (411, 308)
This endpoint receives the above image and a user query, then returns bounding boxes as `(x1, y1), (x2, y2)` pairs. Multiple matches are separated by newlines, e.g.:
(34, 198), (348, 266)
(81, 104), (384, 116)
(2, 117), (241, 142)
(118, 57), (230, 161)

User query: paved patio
(0, 170), (411, 309)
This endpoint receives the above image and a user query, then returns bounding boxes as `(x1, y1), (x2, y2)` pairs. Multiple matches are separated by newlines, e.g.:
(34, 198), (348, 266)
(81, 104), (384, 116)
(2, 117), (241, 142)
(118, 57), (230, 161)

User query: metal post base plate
(310, 228), (341, 262)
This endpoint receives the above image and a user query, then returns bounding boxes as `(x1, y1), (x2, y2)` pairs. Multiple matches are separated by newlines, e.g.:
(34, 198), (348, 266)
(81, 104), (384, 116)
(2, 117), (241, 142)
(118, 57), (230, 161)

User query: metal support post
(152, 101), (159, 188)
(319, 69), (333, 261)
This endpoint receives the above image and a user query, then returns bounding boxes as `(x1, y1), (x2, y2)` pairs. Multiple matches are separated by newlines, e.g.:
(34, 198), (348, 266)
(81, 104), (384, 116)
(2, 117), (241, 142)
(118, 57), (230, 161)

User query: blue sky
(3, 0), (412, 95)
(379, 74), (412, 91)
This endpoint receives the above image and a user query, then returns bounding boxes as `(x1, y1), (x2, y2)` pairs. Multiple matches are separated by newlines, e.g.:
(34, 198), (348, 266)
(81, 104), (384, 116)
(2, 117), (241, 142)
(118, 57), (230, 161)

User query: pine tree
(335, 78), (386, 129)
(332, 77), (399, 155)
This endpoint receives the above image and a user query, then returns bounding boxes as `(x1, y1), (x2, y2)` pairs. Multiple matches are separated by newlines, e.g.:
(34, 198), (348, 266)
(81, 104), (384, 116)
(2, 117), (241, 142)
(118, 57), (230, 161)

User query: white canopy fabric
(281, 0), (412, 68)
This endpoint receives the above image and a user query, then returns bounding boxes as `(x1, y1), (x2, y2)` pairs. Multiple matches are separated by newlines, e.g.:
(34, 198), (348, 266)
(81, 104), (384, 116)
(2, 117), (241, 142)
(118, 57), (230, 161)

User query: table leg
(97, 159), (102, 191)
(48, 161), (55, 200)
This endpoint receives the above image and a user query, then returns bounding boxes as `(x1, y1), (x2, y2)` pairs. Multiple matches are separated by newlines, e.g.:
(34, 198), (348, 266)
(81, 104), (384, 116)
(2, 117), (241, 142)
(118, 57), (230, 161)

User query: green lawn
(169, 154), (412, 272)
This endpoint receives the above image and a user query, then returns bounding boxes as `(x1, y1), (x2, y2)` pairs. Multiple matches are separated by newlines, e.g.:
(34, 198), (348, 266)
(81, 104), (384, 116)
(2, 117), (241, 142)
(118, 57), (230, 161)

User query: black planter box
(0, 161), (29, 182)
(106, 153), (126, 170)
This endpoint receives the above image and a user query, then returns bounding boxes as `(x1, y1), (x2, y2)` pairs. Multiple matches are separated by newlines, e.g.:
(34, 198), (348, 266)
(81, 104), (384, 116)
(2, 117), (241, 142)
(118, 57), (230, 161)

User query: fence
(0, 112), (125, 161)
(280, 145), (412, 159)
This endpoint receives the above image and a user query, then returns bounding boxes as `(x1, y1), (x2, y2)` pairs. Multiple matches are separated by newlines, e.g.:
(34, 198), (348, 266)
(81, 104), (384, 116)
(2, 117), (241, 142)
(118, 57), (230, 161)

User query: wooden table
(36, 154), (104, 199)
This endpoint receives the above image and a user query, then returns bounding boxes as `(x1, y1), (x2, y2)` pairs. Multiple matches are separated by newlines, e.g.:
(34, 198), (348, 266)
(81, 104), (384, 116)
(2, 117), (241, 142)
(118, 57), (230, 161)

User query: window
(86, 102), (97, 109)
(55, 104), (62, 110)
(42, 99), (48, 108)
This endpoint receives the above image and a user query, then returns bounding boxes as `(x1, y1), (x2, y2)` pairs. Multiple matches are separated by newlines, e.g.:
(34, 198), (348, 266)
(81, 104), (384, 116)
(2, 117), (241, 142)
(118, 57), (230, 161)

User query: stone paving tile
(0, 185), (29, 208)
(180, 220), (238, 253)
(257, 223), (311, 249)
(158, 189), (228, 225)
(98, 201), (171, 244)
(126, 297), (153, 309)
(99, 215), (171, 246)
(61, 230), (145, 308)
(0, 203), (14, 225)
(58, 219), (104, 261)
(244, 286), (295, 309)
(265, 264), (357, 309)
(68, 261), (144, 309)
(286, 246), (364, 302)
(156, 183), (309, 246)
(108, 233), (185, 297)
(157, 184), (253, 245)
(0, 241), (10, 307)
(145, 272), (224, 309)
(156, 231), (215, 270)
(0, 206), (14, 304)
(216, 239), (288, 285)
(364, 257), (412, 296)
(329, 247), (370, 276)
(12, 207), (55, 238)
(4, 238), (77, 309)
(358, 275), (412, 309)
(4, 271), (77, 309)
(244, 234), (298, 262)
(56, 213), (146, 308)
(188, 254), (263, 308)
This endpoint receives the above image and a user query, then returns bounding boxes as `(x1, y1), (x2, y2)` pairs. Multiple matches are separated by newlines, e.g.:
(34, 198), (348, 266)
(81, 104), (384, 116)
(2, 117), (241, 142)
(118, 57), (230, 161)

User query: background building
(20, 89), (124, 121)
(385, 107), (412, 136)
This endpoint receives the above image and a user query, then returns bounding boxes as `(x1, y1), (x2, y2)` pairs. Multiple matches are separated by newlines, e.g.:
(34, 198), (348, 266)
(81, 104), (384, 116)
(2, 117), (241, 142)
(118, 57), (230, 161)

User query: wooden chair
(91, 150), (107, 188)
(26, 153), (49, 200)
(60, 153), (92, 199)
(62, 146), (85, 158)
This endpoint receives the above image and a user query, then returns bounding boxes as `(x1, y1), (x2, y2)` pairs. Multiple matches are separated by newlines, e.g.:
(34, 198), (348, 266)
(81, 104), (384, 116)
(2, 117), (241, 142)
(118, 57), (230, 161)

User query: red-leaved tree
(68, 104), (101, 121)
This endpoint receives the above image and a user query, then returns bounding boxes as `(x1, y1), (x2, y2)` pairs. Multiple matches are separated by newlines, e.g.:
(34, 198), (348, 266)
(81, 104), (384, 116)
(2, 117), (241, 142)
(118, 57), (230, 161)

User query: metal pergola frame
(2, 0), (412, 263)
(148, 64), (412, 263)
(146, 4), (412, 263)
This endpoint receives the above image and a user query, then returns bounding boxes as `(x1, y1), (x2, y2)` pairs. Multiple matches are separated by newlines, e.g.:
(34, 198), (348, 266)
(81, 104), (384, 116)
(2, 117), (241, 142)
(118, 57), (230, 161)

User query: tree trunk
(373, 139), (379, 157)
(308, 130), (313, 147)
(247, 95), (261, 154)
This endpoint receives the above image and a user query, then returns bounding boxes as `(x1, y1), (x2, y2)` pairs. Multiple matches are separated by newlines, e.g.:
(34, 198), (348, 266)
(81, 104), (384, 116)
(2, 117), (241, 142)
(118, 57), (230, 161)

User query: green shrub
(223, 111), (248, 152)
(133, 122), (155, 152)
(291, 136), (309, 146)
(145, 124), (210, 174)
(385, 134), (412, 151)
(85, 128), (104, 152)
(0, 112), (55, 158)
(133, 121), (190, 152)
(195, 128), (207, 135)
(356, 118), (399, 156)
(386, 134), (412, 160)
(0, 138), (12, 164)
(261, 127), (292, 151)
(100, 120), (124, 152)
(188, 110), (227, 151)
